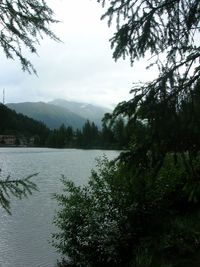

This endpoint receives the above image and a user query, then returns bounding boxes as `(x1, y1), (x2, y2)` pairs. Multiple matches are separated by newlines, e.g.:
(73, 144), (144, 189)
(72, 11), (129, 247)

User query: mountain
(49, 99), (112, 127)
(0, 104), (49, 145)
(7, 102), (86, 130)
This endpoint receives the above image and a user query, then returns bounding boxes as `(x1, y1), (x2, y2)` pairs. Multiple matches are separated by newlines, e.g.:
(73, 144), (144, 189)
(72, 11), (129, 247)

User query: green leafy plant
(52, 155), (200, 267)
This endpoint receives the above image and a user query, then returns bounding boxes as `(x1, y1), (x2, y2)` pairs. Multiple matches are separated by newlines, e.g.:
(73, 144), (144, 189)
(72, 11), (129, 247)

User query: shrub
(52, 155), (200, 267)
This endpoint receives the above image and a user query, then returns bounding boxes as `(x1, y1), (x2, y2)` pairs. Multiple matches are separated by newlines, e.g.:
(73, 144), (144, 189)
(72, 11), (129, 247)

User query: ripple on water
(0, 147), (119, 267)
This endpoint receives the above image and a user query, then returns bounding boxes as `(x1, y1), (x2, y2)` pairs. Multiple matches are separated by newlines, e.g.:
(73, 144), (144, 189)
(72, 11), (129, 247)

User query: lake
(0, 148), (119, 267)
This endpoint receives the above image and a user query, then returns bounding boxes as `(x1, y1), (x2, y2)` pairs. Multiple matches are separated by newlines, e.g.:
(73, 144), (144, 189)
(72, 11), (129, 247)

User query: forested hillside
(7, 102), (86, 129)
(0, 104), (50, 146)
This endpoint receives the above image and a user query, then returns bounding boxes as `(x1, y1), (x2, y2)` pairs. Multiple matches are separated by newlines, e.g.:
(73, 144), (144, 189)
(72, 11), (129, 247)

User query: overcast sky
(0, 0), (157, 108)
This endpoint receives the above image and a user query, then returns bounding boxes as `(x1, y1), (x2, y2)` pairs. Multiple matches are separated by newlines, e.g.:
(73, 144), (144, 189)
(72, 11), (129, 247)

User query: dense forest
(0, 104), (50, 146)
(46, 117), (129, 149)
(0, 104), (128, 149)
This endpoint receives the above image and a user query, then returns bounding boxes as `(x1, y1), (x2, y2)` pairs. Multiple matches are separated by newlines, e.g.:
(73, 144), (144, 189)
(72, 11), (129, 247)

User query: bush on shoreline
(52, 155), (200, 267)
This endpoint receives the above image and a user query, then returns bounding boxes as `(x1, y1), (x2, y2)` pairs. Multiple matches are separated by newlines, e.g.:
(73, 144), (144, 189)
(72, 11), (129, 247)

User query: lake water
(0, 148), (119, 267)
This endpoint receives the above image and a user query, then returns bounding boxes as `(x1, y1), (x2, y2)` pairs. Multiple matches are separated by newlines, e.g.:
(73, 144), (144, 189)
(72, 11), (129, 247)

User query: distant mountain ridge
(49, 99), (112, 127)
(7, 102), (86, 130)
(7, 100), (112, 129)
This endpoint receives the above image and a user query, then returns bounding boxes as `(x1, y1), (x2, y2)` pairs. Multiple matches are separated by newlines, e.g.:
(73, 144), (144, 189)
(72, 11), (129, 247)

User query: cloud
(0, 0), (157, 108)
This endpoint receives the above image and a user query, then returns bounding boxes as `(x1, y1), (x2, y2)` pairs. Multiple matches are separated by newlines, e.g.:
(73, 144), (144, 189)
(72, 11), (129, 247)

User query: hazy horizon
(4, 97), (114, 110)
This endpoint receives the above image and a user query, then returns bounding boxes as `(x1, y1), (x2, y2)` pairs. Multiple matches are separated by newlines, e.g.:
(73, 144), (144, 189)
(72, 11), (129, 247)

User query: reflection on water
(0, 148), (119, 267)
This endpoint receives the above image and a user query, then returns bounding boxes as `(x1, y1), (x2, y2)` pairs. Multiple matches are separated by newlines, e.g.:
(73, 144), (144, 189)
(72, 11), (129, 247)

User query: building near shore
(0, 135), (35, 146)
(0, 135), (16, 146)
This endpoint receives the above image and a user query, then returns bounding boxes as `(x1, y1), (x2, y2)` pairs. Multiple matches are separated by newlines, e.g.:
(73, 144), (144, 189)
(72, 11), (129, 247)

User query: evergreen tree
(0, 0), (59, 73)
(53, 1), (200, 266)
(65, 126), (74, 147)
(0, 172), (38, 214)
(0, 0), (57, 212)
(101, 116), (116, 148)
(97, 0), (200, 181)
(56, 124), (67, 148)
(81, 120), (93, 148)
(74, 129), (83, 148)
(112, 117), (127, 148)
(81, 120), (100, 148)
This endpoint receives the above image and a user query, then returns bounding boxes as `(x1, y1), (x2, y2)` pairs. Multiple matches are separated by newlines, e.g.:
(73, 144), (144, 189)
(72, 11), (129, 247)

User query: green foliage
(0, 0), (59, 73)
(0, 171), (38, 214)
(97, 0), (200, 165)
(46, 124), (73, 148)
(0, 104), (50, 146)
(98, 0), (199, 83)
(52, 158), (126, 266)
(52, 1), (200, 266)
(52, 156), (200, 267)
(46, 119), (129, 149)
(80, 120), (99, 148)
(1, 104), (129, 149)
(102, 115), (128, 148)
(97, 0), (200, 207)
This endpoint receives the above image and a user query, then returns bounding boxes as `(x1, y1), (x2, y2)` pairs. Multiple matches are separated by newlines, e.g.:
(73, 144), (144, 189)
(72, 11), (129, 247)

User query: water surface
(0, 148), (119, 267)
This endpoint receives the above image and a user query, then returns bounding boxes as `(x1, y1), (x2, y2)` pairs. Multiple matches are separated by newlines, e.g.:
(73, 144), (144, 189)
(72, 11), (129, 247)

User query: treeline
(0, 103), (130, 149)
(46, 118), (129, 149)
